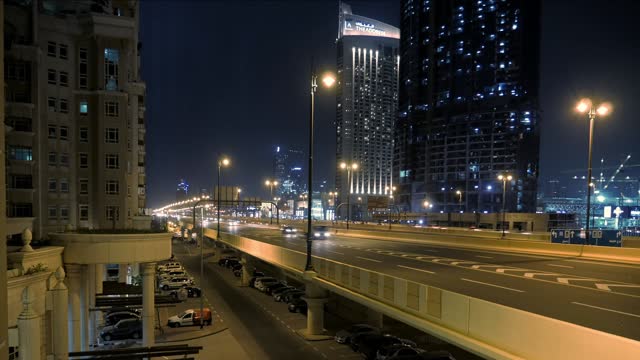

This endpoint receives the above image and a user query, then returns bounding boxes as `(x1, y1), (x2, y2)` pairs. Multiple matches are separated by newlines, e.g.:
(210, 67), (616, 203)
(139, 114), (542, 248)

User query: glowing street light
(340, 162), (359, 230)
(498, 174), (513, 238)
(265, 180), (279, 224)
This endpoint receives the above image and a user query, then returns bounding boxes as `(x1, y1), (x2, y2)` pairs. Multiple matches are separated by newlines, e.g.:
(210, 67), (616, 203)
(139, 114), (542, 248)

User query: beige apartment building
(5, 0), (147, 241)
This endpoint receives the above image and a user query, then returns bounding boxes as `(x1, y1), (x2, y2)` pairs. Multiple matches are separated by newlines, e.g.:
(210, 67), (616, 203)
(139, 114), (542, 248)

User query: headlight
(324, 232), (330, 237)
(292, 229), (297, 232)
(314, 233), (320, 237)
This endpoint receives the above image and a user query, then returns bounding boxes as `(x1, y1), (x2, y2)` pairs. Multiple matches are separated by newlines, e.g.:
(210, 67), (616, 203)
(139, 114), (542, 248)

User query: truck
(167, 308), (212, 327)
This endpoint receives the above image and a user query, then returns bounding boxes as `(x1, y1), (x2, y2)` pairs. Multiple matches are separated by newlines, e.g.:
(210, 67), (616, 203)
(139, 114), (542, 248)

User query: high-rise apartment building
(273, 146), (305, 199)
(4, 0), (147, 238)
(335, 2), (399, 212)
(395, 0), (541, 213)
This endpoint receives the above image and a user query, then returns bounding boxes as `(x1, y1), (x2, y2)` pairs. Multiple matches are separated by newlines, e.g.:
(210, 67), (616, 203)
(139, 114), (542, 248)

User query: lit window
(79, 101), (88, 114)
(104, 48), (120, 91)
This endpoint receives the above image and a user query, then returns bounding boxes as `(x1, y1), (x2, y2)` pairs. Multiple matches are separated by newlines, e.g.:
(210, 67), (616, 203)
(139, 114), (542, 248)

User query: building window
(47, 41), (56, 57)
(6, 117), (32, 132)
(60, 207), (69, 220)
(59, 44), (68, 59)
(60, 153), (69, 166)
(48, 125), (57, 139)
(79, 205), (89, 221)
(104, 48), (120, 91)
(105, 128), (119, 143)
(48, 97), (57, 112)
(59, 71), (68, 87)
(59, 99), (68, 113)
(79, 179), (89, 195)
(105, 180), (119, 195)
(106, 206), (119, 221)
(60, 178), (69, 193)
(8, 146), (33, 161)
(48, 152), (57, 165)
(48, 178), (57, 192)
(6, 62), (27, 81)
(79, 153), (88, 168)
(105, 154), (119, 169)
(9, 175), (32, 189)
(79, 101), (88, 114)
(8, 203), (33, 217)
(59, 126), (69, 140)
(48, 206), (57, 220)
(79, 48), (88, 89)
(48, 69), (56, 85)
(105, 101), (119, 117)
(80, 127), (89, 143)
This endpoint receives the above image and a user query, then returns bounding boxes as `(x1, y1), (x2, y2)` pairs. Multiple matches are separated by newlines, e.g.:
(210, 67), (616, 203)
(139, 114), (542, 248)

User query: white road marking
(523, 272), (556, 278)
(461, 278), (525, 293)
(572, 302), (640, 318)
(557, 277), (599, 284)
(327, 250), (345, 255)
(397, 265), (435, 274)
(595, 283), (640, 291)
(475, 255), (493, 259)
(547, 264), (574, 269)
(356, 256), (382, 263)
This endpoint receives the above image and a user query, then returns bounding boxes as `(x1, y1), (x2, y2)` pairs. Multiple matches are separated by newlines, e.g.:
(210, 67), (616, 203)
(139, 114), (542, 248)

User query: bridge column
(118, 263), (128, 283)
(141, 262), (156, 346)
(297, 272), (331, 340)
(240, 254), (251, 286)
(66, 264), (82, 352)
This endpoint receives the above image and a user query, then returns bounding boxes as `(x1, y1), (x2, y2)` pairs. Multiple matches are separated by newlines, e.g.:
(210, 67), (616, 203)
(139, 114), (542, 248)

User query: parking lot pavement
(155, 294), (226, 343)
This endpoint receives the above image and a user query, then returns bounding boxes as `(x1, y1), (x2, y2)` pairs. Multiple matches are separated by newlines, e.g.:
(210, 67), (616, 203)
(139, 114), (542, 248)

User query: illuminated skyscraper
(176, 179), (189, 201)
(335, 2), (400, 212)
(395, 0), (541, 213)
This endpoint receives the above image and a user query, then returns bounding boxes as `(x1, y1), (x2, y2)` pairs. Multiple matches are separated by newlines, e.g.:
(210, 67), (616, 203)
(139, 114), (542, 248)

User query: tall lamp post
(305, 70), (336, 271)
(329, 191), (338, 221)
(576, 98), (611, 245)
(236, 188), (241, 220)
(217, 157), (230, 239)
(340, 162), (358, 230)
(386, 186), (396, 229)
(498, 174), (513, 238)
(265, 180), (278, 224)
(456, 190), (463, 226)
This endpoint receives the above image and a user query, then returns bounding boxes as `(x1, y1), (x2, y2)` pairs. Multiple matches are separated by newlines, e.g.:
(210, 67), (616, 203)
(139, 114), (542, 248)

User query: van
(168, 308), (212, 327)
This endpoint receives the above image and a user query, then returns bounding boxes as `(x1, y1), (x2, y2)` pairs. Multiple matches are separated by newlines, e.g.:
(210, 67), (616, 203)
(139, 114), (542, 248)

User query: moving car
(281, 225), (297, 234)
(104, 311), (140, 326)
(159, 276), (193, 291)
(287, 298), (308, 314)
(334, 324), (380, 344)
(311, 225), (331, 240)
(167, 308), (212, 327)
(100, 319), (142, 342)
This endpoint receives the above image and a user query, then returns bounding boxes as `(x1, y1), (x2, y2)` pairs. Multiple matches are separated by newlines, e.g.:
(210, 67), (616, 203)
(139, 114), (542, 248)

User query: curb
(155, 326), (229, 343)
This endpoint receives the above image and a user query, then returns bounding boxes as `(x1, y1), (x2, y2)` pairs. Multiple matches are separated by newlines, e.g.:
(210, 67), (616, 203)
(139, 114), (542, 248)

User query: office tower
(395, 0), (541, 213)
(4, 0), (147, 238)
(176, 179), (189, 201)
(273, 146), (305, 199)
(335, 2), (400, 213)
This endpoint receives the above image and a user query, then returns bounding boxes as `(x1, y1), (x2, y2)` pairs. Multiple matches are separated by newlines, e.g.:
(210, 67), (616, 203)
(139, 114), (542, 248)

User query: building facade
(272, 146), (305, 199)
(176, 179), (189, 201)
(395, 0), (541, 213)
(4, 0), (147, 239)
(335, 2), (400, 215)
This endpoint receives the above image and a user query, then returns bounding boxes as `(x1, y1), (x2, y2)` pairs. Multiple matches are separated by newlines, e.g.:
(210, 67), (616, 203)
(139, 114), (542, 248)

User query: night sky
(141, 0), (640, 208)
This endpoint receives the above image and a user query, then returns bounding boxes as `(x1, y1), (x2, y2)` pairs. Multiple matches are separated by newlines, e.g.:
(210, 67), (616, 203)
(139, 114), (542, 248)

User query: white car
(158, 269), (188, 280)
(157, 262), (182, 272)
(159, 276), (193, 291)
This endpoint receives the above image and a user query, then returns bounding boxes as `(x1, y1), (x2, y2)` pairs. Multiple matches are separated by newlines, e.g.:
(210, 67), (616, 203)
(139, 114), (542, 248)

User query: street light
(386, 186), (397, 230)
(217, 157), (230, 239)
(265, 180), (279, 224)
(340, 162), (359, 230)
(576, 98), (612, 245)
(306, 69), (336, 271)
(456, 190), (463, 226)
(498, 174), (513, 238)
(329, 191), (338, 221)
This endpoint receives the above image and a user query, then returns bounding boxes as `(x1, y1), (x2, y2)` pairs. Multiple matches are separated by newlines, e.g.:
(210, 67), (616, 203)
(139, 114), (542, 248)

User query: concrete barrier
(214, 231), (640, 360)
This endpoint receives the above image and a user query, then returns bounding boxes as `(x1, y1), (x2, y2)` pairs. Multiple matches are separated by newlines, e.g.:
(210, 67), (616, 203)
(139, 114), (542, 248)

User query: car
(377, 345), (427, 360)
(104, 311), (140, 326)
(311, 225), (331, 240)
(100, 318), (142, 342)
(264, 282), (288, 295)
(106, 307), (141, 317)
(387, 350), (455, 360)
(248, 273), (267, 287)
(230, 263), (243, 272)
(158, 269), (188, 280)
(282, 290), (305, 304)
(256, 279), (281, 292)
(225, 259), (241, 269)
(281, 225), (297, 234)
(170, 285), (201, 300)
(287, 298), (308, 314)
(355, 334), (417, 359)
(274, 288), (303, 302)
(159, 276), (193, 291)
(252, 276), (276, 289)
(157, 262), (183, 272)
(218, 256), (238, 267)
(334, 324), (380, 344)
(271, 286), (295, 298)
(168, 308), (212, 327)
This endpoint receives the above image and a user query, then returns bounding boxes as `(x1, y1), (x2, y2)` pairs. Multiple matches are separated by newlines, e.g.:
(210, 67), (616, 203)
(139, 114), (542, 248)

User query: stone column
(240, 254), (251, 286)
(87, 265), (96, 348)
(66, 264), (82, 352)
(50, 268), (68, 360)
(298, 271), (330, 340)
(18, 287), (41, 360)
(79, 265), (90, 350)
(141, 262), (156, 346)
(118, 264), (128, 283)
(95, 264), (104, 295)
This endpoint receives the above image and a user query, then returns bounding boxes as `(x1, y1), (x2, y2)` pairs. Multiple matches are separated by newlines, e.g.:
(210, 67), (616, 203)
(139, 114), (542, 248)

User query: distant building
(176, 179), (189, 201)
(335, 2), (400, 215)
(273, 146), (305, 199)
(395, 0), (541, 213)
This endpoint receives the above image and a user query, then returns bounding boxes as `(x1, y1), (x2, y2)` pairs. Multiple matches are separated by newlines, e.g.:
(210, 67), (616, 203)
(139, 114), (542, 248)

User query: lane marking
(595, 283), (640, 291)
(397, 265), (435, 274)
(327, 250), (345, 255)
(547, 264), (574, 269)
(572, 302), (640, 318)
(356, 256), (382, 263)
(475, 255), (493, 259)
(461, 278), (525, 293)
(557, 277), (599, 284)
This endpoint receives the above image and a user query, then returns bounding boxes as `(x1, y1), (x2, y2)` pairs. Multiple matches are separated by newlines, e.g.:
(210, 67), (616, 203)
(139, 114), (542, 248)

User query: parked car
(248, 273), (267, 288)
(159, 276), (193, 291)
(287, 298), (308, 314)
(264, 282), (288, 295)
(231, 263), (243, 272)
(106, 307), (141, 317)
(311, 225), (331, 240)
(271, 286), (296, 299)
(377, 344), (426, 360)
(157, 262), (182, 271)
(158, 269), (188, 280)
(252, 277), (276, 289)
(274, 288), (304, 302)
(218, 256), (238, 267)
(334, 324), (380, 344)
(387, 350), (455, 360)
(225, 259), (241, 269)
(167, 308), (212, 327)
(256, 279), (280, 292)
(282, 290), (305, 304)
(100, 318), (142, 342)
(104, 311), (140, 326)
(169, 286), (201, 300)
(354, 334), (416, 359)
(281, 225), (297, 234)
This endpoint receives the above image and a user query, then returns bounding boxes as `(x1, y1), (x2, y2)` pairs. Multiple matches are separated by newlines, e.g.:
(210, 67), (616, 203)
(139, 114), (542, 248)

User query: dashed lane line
(356, 256), (382, 263)
(475, 255), (493, 259)
(572, 302), (640, 319)
(547, 264), (574, 269)
(327, 250), (345, 255)
(397, 265), (435, 275)
(461, 278), (525, 293)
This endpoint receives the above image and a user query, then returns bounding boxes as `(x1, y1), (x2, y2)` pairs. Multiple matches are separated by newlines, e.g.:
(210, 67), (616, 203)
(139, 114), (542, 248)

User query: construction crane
(603, 154), (632, 190)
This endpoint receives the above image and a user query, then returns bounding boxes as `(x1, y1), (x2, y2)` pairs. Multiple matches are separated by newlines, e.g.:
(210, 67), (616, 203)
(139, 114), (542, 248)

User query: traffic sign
(550, 229), (622, 247)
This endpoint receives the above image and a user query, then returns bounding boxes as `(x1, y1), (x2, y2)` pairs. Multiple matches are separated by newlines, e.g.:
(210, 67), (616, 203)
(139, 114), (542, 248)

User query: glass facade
(395, 0), (541, 213)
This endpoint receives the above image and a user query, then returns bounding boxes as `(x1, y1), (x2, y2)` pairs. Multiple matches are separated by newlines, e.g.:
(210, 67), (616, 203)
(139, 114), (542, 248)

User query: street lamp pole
(498, 174), (512, 238)
(576, 98), (611, 245)
(456, 190), (463, 226)
(340, 162), (358, 230)
(216, 157), (230, 239)
(265, 180), (278, 224)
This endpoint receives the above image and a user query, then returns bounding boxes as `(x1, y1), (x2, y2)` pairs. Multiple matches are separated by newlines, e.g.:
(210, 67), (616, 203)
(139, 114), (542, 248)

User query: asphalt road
(223, 223), (640, 341)
(174, 242), (324, 360)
